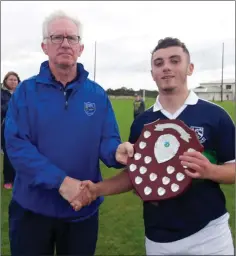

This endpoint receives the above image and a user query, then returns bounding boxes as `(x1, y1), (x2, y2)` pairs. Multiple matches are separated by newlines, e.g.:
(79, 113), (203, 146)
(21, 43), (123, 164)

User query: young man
(133, 93), (145, 119)
(4, 10), (133, 256)
(75, 37), (235, 255)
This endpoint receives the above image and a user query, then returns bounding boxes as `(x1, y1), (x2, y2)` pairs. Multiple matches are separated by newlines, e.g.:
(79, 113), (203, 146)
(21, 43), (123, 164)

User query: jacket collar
(35, 60), (89, 89)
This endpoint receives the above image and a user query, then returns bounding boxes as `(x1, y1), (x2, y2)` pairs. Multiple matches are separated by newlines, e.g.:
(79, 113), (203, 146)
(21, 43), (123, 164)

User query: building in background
(193, 79), (235, 101)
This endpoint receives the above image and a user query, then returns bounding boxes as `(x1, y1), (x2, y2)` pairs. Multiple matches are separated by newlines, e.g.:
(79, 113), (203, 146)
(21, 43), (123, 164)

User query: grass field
(1, 99), (235, 255)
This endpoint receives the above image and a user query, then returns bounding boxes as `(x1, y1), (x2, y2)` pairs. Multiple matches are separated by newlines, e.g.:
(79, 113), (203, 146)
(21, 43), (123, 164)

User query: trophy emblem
(127, 119), (204, 201)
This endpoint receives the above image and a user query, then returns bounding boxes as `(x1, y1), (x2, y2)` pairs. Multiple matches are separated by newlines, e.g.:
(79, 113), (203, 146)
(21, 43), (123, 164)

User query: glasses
(45, 35), (81, 45)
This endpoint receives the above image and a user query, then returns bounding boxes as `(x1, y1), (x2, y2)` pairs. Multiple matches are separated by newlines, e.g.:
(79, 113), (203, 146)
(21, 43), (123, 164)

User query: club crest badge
(84, 102), (96, 116)
(190, 126), (206, 144)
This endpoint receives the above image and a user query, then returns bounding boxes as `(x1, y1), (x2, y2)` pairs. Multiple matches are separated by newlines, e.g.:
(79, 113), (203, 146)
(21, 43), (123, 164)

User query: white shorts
(145, 213), (234, 255)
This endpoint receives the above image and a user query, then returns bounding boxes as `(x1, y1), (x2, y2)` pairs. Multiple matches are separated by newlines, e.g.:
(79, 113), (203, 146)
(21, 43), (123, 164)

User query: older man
(77, 37), (235, 255)
(5, 10), (133, 256)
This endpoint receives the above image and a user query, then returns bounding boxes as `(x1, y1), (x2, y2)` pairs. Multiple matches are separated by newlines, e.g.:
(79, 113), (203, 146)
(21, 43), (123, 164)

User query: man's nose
(61, 37), (70, 47)
(162, 63), (171, 72)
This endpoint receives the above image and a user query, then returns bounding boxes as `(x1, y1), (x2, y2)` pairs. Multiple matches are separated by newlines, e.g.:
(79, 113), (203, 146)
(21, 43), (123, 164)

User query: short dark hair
(151, 37), (190, 59)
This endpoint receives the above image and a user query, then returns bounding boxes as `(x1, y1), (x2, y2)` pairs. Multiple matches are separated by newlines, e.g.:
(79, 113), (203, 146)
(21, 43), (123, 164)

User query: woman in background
(1, 71), (20, 189)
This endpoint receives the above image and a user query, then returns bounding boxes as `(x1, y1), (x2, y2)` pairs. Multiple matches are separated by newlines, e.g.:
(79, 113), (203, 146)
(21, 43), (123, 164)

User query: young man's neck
(158, 88), (189, 114)
(50, 63), (77, 86)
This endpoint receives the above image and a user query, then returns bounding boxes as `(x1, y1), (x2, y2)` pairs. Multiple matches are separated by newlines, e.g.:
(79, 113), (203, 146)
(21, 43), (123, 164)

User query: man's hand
(179, 151), (213, 179)
(59, 177), (92, 210)
(115, 142), (134, 165)
(71, 180), (98, 211)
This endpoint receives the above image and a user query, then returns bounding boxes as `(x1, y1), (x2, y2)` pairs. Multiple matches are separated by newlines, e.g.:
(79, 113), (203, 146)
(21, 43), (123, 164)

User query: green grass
(1, 99), (235, 255)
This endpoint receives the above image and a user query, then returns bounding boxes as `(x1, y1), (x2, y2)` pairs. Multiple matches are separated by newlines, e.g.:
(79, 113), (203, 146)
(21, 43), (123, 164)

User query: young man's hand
(179, 151), (213, 179)
(115, 142), (134, 165)
(59, 177), (93, 210)
(70, 180), (98, 211)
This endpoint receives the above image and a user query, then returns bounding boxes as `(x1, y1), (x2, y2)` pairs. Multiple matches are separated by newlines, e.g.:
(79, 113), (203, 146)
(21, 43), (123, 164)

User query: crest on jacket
(84, 102), (96, 116)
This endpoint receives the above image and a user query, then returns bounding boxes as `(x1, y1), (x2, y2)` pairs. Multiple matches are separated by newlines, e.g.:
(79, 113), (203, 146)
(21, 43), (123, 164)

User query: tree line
(106, 87), (158, 98)
(1, 83), (158, 98)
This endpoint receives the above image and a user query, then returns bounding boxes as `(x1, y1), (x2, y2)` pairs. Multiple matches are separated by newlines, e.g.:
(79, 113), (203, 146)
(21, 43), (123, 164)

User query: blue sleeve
(99, 96), (124, 168)
(4, 82), (67, 190)
(215, 110), (235, 164)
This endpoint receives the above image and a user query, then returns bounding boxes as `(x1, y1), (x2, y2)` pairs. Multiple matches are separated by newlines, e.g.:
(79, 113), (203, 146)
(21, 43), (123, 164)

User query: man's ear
(187, 63), (194, 76)
(41, 42), (48, 55)
(78, 44), (84, 57)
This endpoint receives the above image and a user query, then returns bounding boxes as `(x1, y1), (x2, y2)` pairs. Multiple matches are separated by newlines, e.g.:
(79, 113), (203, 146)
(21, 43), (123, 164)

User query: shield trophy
(127, 119), (204, 201)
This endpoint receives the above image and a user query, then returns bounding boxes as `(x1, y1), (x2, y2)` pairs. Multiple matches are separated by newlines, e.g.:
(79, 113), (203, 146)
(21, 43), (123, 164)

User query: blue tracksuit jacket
(5, 61), (122, 220)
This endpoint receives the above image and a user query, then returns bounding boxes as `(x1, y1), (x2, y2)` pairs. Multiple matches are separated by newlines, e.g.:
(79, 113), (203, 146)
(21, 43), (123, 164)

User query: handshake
(59, 142), (135, 211)
(59, 176), (99, 211)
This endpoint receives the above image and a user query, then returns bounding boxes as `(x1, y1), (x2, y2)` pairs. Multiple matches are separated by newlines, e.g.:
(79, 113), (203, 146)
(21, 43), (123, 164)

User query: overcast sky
(1, 1), (235, 90)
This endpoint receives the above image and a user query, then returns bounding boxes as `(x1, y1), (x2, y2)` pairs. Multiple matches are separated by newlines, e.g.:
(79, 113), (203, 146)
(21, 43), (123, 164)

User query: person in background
(133, 93), (145, 119)
(1, 71), (20, 189)
(5, 10), (133, 256)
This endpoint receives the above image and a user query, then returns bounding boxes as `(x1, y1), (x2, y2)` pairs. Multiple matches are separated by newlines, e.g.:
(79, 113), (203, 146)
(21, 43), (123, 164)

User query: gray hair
(42, 10), (83, 42)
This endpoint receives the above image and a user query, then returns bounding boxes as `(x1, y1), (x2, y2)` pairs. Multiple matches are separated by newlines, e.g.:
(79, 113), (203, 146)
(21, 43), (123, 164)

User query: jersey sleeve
(215, 109), (235, 164)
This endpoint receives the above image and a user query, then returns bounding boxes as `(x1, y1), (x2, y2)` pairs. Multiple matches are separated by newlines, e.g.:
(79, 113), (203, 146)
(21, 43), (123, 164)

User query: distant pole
(220, 42), (224, 102)
(143, 89), (145, 101)
(94, 41), (97, 82)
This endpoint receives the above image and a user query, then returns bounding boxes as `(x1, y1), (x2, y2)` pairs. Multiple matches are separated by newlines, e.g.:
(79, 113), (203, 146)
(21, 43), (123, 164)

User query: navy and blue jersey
(128, 91), (235, 242)
(5, 61), (122, 220)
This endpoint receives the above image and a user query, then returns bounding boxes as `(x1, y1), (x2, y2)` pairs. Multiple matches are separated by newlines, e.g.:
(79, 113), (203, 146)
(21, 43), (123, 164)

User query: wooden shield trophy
(127, 119), (204, 201)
